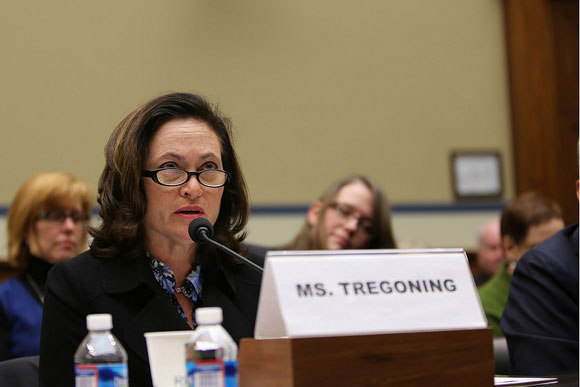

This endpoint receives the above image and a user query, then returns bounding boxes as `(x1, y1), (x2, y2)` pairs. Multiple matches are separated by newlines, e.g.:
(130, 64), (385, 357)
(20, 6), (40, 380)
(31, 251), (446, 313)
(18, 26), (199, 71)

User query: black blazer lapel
(124, 290), (191, 364)
(202, 287), (252, 344)
(99, 254), (191, 364)
(201, 264), (253, 344)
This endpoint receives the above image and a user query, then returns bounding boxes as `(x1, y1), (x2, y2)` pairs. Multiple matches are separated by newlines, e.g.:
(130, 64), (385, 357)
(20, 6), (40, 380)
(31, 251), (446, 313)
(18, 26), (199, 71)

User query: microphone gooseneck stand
(189, 217), (264, 274)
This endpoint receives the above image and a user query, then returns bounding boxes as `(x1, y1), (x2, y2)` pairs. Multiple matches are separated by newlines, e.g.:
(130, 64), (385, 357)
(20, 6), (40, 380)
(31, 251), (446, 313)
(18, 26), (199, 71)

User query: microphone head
(188, 217), (214, 244)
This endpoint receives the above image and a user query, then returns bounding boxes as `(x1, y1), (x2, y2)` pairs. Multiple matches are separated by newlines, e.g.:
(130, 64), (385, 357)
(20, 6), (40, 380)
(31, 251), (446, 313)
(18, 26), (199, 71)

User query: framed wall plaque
(451, 151), (503, 200)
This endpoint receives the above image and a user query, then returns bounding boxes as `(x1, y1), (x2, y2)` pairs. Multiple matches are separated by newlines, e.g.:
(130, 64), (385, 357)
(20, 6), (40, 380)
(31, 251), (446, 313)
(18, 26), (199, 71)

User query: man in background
(473, 219), (504, 287)
(500, 182), (579, 376)
(478, 192), (565, 337)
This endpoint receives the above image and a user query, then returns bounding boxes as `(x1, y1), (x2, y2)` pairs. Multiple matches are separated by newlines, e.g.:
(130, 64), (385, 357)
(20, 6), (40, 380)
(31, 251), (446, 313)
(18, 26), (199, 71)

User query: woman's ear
(307, 201), (322, 227)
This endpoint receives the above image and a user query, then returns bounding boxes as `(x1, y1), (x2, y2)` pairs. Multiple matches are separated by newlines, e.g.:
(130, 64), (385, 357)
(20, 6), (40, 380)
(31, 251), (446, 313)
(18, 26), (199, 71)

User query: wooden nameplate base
(239, 328), (493, 386)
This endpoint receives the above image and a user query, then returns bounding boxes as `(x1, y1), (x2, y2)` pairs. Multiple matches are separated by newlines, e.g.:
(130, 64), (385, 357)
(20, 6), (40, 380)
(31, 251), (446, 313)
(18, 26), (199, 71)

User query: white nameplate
(254, 249), (486, 339)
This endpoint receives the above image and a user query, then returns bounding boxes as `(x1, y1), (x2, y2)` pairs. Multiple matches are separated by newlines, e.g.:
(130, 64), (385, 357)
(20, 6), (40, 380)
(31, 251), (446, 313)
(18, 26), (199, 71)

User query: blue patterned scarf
(147, 252), (203, 327)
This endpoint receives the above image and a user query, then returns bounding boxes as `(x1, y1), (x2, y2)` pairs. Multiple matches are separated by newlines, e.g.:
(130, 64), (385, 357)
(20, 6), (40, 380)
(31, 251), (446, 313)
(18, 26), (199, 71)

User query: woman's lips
(59, 240), (76, 249)
(330, 234), (350, 249)
(175, 206), (204, 218)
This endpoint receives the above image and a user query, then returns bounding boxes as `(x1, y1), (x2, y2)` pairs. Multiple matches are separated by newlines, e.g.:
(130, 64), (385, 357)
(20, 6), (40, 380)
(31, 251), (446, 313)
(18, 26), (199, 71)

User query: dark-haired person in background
(500, 182), (579, 376)
(478, 192), (565, 338)
(0, 172), (92, 360)
(39, 93), (261, 387)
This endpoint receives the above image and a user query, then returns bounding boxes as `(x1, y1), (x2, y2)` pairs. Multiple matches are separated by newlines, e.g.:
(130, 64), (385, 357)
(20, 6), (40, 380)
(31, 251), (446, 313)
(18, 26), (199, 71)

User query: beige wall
(0, 0), (513, 254)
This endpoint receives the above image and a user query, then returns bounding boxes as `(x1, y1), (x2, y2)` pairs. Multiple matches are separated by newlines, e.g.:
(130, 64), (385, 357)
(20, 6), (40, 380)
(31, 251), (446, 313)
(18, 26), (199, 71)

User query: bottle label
(224, 361), (238, 387)
(186, 359), (227, 387)
(75, 363), (128, 387)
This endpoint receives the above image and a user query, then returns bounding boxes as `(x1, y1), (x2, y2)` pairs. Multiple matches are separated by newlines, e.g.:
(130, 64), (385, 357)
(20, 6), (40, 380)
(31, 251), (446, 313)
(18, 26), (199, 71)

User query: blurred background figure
(283, 174), (397, 251)
(500, 181), (579, 376)
(473, 219), (504, 287)
(0, 172), (92, 360)
(478, 192), (565, 337)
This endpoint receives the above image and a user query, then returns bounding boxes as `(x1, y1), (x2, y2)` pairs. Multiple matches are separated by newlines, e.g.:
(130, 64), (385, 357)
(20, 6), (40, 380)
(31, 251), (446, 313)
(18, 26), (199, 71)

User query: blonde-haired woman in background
(285, 174), (397, 250)
(0, 172), (92, 360)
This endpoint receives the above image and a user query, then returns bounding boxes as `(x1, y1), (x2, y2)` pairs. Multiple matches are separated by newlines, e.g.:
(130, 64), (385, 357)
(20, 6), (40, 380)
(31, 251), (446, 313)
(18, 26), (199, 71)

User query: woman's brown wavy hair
(89, 92), (249, 265)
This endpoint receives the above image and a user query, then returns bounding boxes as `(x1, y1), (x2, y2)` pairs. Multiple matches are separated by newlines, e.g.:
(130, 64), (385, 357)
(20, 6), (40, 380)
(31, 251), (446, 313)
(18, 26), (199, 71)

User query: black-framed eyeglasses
(142, 168), (230, 188)
(37, 211), (90, 225)
(328, 202), (376, 237)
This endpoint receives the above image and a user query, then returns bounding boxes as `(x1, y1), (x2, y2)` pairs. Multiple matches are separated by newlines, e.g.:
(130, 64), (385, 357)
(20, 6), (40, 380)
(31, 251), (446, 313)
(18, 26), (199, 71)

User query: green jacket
(478, 262), (512, 337)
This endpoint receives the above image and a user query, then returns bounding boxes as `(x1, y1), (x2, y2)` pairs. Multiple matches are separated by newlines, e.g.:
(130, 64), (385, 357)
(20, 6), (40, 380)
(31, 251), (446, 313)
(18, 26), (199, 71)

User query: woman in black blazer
(39, 92), (262, 387)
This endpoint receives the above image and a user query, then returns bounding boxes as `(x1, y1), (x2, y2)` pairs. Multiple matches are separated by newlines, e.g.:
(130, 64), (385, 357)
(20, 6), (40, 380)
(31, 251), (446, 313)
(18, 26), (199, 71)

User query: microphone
(189, 217), (214, 244)
(188, 218), (264, 273)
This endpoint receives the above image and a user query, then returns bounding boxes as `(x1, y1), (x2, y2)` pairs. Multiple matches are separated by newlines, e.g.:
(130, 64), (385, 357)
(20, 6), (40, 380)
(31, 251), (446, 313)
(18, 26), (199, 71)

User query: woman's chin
(326, 239), (347, 250)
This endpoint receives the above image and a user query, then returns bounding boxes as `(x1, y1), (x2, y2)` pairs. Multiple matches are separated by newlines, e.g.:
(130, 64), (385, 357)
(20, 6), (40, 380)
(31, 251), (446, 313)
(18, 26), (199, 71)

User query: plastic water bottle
(74, 313), (129, 387)
(185, 307), (238, 387)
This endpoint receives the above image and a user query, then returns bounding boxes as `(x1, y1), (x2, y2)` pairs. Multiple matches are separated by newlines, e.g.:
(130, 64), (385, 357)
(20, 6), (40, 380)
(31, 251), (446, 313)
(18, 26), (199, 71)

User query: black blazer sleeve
(39, 255), (93, 387)
(500, 225), (579, 376)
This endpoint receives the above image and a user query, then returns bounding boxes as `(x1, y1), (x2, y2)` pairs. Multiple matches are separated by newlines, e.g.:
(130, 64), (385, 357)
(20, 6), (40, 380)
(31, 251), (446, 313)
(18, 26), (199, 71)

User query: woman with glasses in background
(0, 172), (92, 360)
(39, 93), (261, 387)
(284, 174), (397, 250)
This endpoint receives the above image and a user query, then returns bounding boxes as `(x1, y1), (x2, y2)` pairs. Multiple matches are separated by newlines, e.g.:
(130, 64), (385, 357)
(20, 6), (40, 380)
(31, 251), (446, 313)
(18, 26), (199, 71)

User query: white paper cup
(144, 330), (195, 387)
